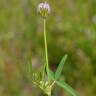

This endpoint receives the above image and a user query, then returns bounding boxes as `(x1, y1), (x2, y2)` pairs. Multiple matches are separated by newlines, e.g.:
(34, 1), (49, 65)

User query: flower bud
(37, 2), (51, 18)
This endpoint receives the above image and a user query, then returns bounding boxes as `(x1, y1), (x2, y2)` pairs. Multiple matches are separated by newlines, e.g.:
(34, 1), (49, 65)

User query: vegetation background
(0, 0), (96, 96)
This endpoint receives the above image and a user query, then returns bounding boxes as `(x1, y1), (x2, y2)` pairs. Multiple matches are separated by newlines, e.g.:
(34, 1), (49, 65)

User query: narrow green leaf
(56, 80), (77, 96)
(48, 69), (55, 80)
(35, 70), (42, 81)
(28, 60), (33, 80)
(55, 54), (68, 80)
(41, 63), (46, 81)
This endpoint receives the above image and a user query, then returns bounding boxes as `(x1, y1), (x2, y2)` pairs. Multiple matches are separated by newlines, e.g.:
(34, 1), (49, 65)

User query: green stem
(43, 19), (49, 81)
(48, 91), (51, 96)
(48, 94), (51, 96)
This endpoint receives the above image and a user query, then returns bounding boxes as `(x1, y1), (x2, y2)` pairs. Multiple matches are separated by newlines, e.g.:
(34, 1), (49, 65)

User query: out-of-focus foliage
(0, 0), (96, 96)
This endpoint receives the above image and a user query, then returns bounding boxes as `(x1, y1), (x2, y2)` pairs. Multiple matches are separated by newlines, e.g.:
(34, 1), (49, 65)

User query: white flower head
(37, 2), (51, 18)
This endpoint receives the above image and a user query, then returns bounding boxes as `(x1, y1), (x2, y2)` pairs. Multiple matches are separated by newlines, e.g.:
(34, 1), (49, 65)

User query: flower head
(37, 2), (51, 18)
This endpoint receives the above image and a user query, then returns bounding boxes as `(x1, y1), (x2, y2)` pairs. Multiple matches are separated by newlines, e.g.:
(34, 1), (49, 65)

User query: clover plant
(28, 2), (77, 96)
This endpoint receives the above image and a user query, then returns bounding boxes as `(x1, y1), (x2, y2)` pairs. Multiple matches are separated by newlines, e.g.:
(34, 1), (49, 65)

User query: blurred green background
(0, 0), (96, 96)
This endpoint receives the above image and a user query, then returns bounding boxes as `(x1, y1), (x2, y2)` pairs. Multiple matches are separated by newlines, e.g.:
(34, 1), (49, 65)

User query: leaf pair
(48, 54), (77, 96)
(28, 55), (77, 96)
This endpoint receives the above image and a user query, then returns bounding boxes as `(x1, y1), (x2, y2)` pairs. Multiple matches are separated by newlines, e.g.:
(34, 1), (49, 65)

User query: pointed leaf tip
(55, 54), (68, 80)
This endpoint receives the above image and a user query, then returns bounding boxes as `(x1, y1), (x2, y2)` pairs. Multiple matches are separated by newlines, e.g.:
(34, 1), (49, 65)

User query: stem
(48, 94), (51, 96)
(43, 19), (49, 80)
(48, 91), (51, 96)
(51, 81), (55, 87)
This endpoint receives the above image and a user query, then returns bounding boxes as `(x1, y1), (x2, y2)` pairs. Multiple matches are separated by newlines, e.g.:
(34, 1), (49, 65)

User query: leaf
(41, 63), (46, 80)
(56, 80), (77, 96)
(28, 60), (33, 80)
(35, 70), (42, 81)
(48, 69), (55, 80)
(55, 54), (68, 80)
